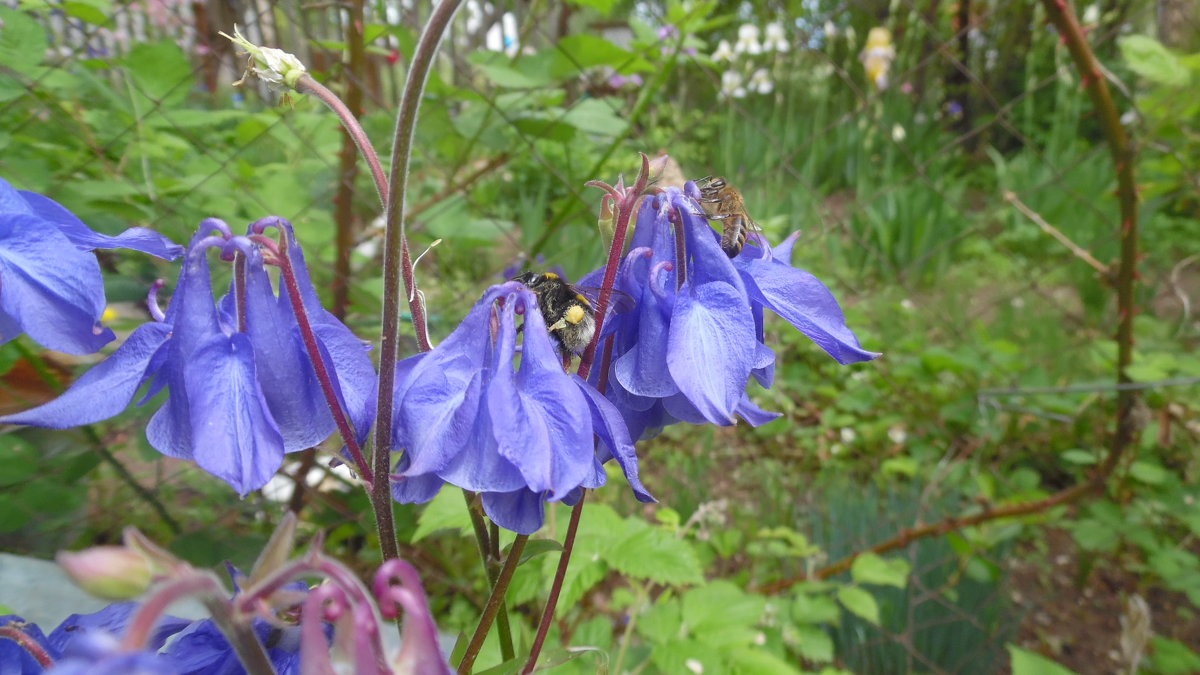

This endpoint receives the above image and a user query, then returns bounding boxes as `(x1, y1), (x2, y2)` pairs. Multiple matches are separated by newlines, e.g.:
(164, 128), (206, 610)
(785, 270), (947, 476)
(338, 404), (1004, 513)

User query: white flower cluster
(712, 22), (789, 99)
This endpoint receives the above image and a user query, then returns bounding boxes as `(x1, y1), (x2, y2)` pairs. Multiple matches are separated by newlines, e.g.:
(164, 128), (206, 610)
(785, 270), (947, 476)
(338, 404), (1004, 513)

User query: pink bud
(57, 547), (152, 600)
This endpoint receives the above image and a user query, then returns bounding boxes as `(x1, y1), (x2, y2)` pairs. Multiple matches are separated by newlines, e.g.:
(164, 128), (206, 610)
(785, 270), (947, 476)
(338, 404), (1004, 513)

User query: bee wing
(577, 286), (636, 316)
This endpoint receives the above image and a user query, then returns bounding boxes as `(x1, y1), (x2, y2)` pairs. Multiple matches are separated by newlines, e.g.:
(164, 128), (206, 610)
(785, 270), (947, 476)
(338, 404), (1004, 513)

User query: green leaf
(791, 592), (841, 625)
(519, 538), (563, 564)
(1070, 520), (1119, 553)
(548, 35), (653, 79)
(836, 586), (880, 625)
(1119, 35), (1190, 87)
(1149, 636), (1200, 675)
(63, 0), (112, 26)
(124, 41), (192, 105)
(606, 528), (704, 586)
(1060, 449), (1099, 465)
(567, 0), (619, 16)
(1007, 645), (1079, 675)
(850, 553), (910, 588)
(682, 581), (765, 646)
(560, 98), (628, 137)
(792, 624), (834, 662)
(638, 597), (683, 644)
(1129, 461), (1168, 485)
(0, 8), (48, 76)
(881, 456), (918, 477)
(727, 646), (804, 674)
(0, 436), (38, 487)
(410, 489), (473, 542)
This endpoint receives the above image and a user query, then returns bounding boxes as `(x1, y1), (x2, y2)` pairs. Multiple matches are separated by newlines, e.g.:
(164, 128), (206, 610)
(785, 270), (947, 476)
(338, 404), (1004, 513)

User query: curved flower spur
(0, 216), (376, 495)
(389, 281), (653, 535)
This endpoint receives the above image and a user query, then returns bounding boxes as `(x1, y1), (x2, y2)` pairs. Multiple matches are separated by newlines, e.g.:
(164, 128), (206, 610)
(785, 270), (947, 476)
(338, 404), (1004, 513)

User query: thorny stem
(760, 0), (1142, 597)
(372, 0), (462, 568)
(457, 534), (528, 674)
(268, 233), (371, 484)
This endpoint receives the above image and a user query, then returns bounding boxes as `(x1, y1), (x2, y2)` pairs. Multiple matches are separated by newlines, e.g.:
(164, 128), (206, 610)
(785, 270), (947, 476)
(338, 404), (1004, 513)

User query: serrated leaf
(0, 8), (48, 76)
(1119, 35), (1190, 87)
(410, 489), (473, 542)
(124, 41), (192, 105)
(836, 586), (880, 625)
(727, 646), (804, 674)
(519, 538), (563, 564)
(638, 597), (683, 645)
(1007, 645), (1079, 674)
(850, 553), (910, 588)
(606, 528), (704, 586)
(682, 581), (765, 645)
(560, 98), (628, 137)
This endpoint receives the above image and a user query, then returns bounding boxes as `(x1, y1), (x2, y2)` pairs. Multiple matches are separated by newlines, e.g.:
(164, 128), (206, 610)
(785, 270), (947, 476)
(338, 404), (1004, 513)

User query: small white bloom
(844, 25), (857, 46)
(734, 24), (761, 55)
(1010, 296), (1026, 309)
(888, 425), (908, 444)
(750, 68), (773, 94)
(685, 658), (705, 674)
(823, 21), (837, 39)
(1082, 4), (1100, 25)
(720, 70), (746, 98)
(891, 123), (906, 142)
(754, 631), (768, 646)
(763, 22), (789, 52)
(900, 298), (915, 311)
(221, 25), (307, 91)
(712, 39), (735, 62)
(840, 427), (857, 443)
(1120, 110), (1137, 126)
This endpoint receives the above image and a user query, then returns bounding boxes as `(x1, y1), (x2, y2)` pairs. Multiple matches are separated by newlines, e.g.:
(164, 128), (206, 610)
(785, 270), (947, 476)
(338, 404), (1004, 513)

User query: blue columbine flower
(0, 217), (376, 495)
(0, 178), (182, 354)
(586, 184), (878, 439)
(390, 281), (653, 534)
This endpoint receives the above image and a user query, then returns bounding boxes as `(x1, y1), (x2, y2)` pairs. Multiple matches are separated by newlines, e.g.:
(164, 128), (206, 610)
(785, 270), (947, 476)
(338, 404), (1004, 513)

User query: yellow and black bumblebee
(511, 272), (596, 356)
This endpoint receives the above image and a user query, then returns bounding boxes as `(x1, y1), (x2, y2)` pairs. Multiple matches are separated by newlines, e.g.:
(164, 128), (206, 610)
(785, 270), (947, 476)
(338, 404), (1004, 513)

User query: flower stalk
(456, 534), (528, 674)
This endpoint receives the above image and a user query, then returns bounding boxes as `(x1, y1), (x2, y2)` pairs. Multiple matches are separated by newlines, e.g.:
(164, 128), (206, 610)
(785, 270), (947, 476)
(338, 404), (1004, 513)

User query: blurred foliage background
(1, 0), (1199, 672)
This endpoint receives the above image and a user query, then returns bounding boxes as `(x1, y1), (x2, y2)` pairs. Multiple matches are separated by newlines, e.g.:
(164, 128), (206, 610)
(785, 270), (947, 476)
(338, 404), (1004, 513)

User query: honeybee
(511, 272), (597, 356)
(695, 176), (760, 258)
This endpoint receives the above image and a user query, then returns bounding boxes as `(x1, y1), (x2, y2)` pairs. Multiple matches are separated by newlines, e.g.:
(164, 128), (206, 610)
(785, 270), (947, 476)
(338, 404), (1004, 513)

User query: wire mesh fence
(2, 0), (1198, 672)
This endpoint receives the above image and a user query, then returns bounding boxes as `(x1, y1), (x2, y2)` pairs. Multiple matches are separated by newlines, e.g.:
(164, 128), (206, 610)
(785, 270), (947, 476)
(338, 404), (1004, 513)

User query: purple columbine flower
(0, 177), (182, 354)
(585, 184), (878, 439)
(390, 281), (653, 534)
(1, 604), (191, 674)
(0, 217), (376, 495)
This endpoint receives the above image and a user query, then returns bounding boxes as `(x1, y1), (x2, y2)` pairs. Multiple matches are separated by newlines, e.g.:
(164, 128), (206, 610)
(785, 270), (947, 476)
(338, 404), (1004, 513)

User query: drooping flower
(584, 185), (877, 439)
(734, 23), (762, 55)
(763, 22), (789, 52)
(390, 281), (653, 534)
(0, 217), (376, 495)
(750, 68), (774, 94)
(221, 25), (307, 91)
(860, 27), (896, 90)
(720, 70), (747, 99)
(375, 560), (453, 675)
(0, 178), (182, 354)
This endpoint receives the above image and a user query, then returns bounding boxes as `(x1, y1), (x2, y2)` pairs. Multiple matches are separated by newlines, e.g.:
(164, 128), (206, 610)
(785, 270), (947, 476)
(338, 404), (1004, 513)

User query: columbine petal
(0, 214), (113, 354)
(0, 321), (171, 427)
(488, 291), (592, 500)
(736, 255), (879, 364)
(575, 377), (654, 503)
(17, 190), (181, 260)
(184, 332), (285, 495)
(667, 281), (757, 424)
(481, 489), (548, 535)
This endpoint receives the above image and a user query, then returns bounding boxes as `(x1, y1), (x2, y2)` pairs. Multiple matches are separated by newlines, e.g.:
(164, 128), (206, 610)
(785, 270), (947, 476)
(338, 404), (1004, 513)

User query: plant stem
(457, 534), (528, 674)
(463, 491), (515, 661)
(522, 494), (585, 674)
(296, 74), (388, 208)
(0, 625), (54, 667)
(371, 0), (463, 567)
(329, 0), (368, 320)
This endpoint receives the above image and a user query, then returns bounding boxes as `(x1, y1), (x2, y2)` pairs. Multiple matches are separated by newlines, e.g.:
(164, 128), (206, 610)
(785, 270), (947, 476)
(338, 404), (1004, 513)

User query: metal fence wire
(1, 0), (1198, 673)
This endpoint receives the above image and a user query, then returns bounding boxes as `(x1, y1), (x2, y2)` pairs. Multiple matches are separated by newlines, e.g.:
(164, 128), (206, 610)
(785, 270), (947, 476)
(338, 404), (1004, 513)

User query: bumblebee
(511, 272), (596, 356)
(695, 175), (761, 258)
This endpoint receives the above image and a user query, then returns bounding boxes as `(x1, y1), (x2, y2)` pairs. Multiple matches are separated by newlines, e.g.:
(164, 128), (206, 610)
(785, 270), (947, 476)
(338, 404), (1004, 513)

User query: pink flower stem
(0, 624), (54, 667)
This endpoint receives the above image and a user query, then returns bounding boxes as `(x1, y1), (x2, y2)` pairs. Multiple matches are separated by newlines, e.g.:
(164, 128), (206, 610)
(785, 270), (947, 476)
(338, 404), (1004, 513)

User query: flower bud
(57, 546), (152, 600)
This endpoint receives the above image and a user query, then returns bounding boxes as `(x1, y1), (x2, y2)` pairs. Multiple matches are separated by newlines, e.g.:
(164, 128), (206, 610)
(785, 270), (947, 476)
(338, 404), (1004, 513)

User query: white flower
(844, 25), (857, 46)
(887, 426), (908, 444)
(734, 24), (761, 55)
(750, 68), (773, 94)
(763, 22), (789, 52)
(840, 427), (857, 443)
(712, 39), (735, 62)
(685, 659), (705, 674)
(221, 25), (307, 91)
(720, 70), (746, 98)
(824, 21), (837, 39)
(900, 298), (915, 311)
(1082, 4), (1100, 25)
(891, 123), (906, 142)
